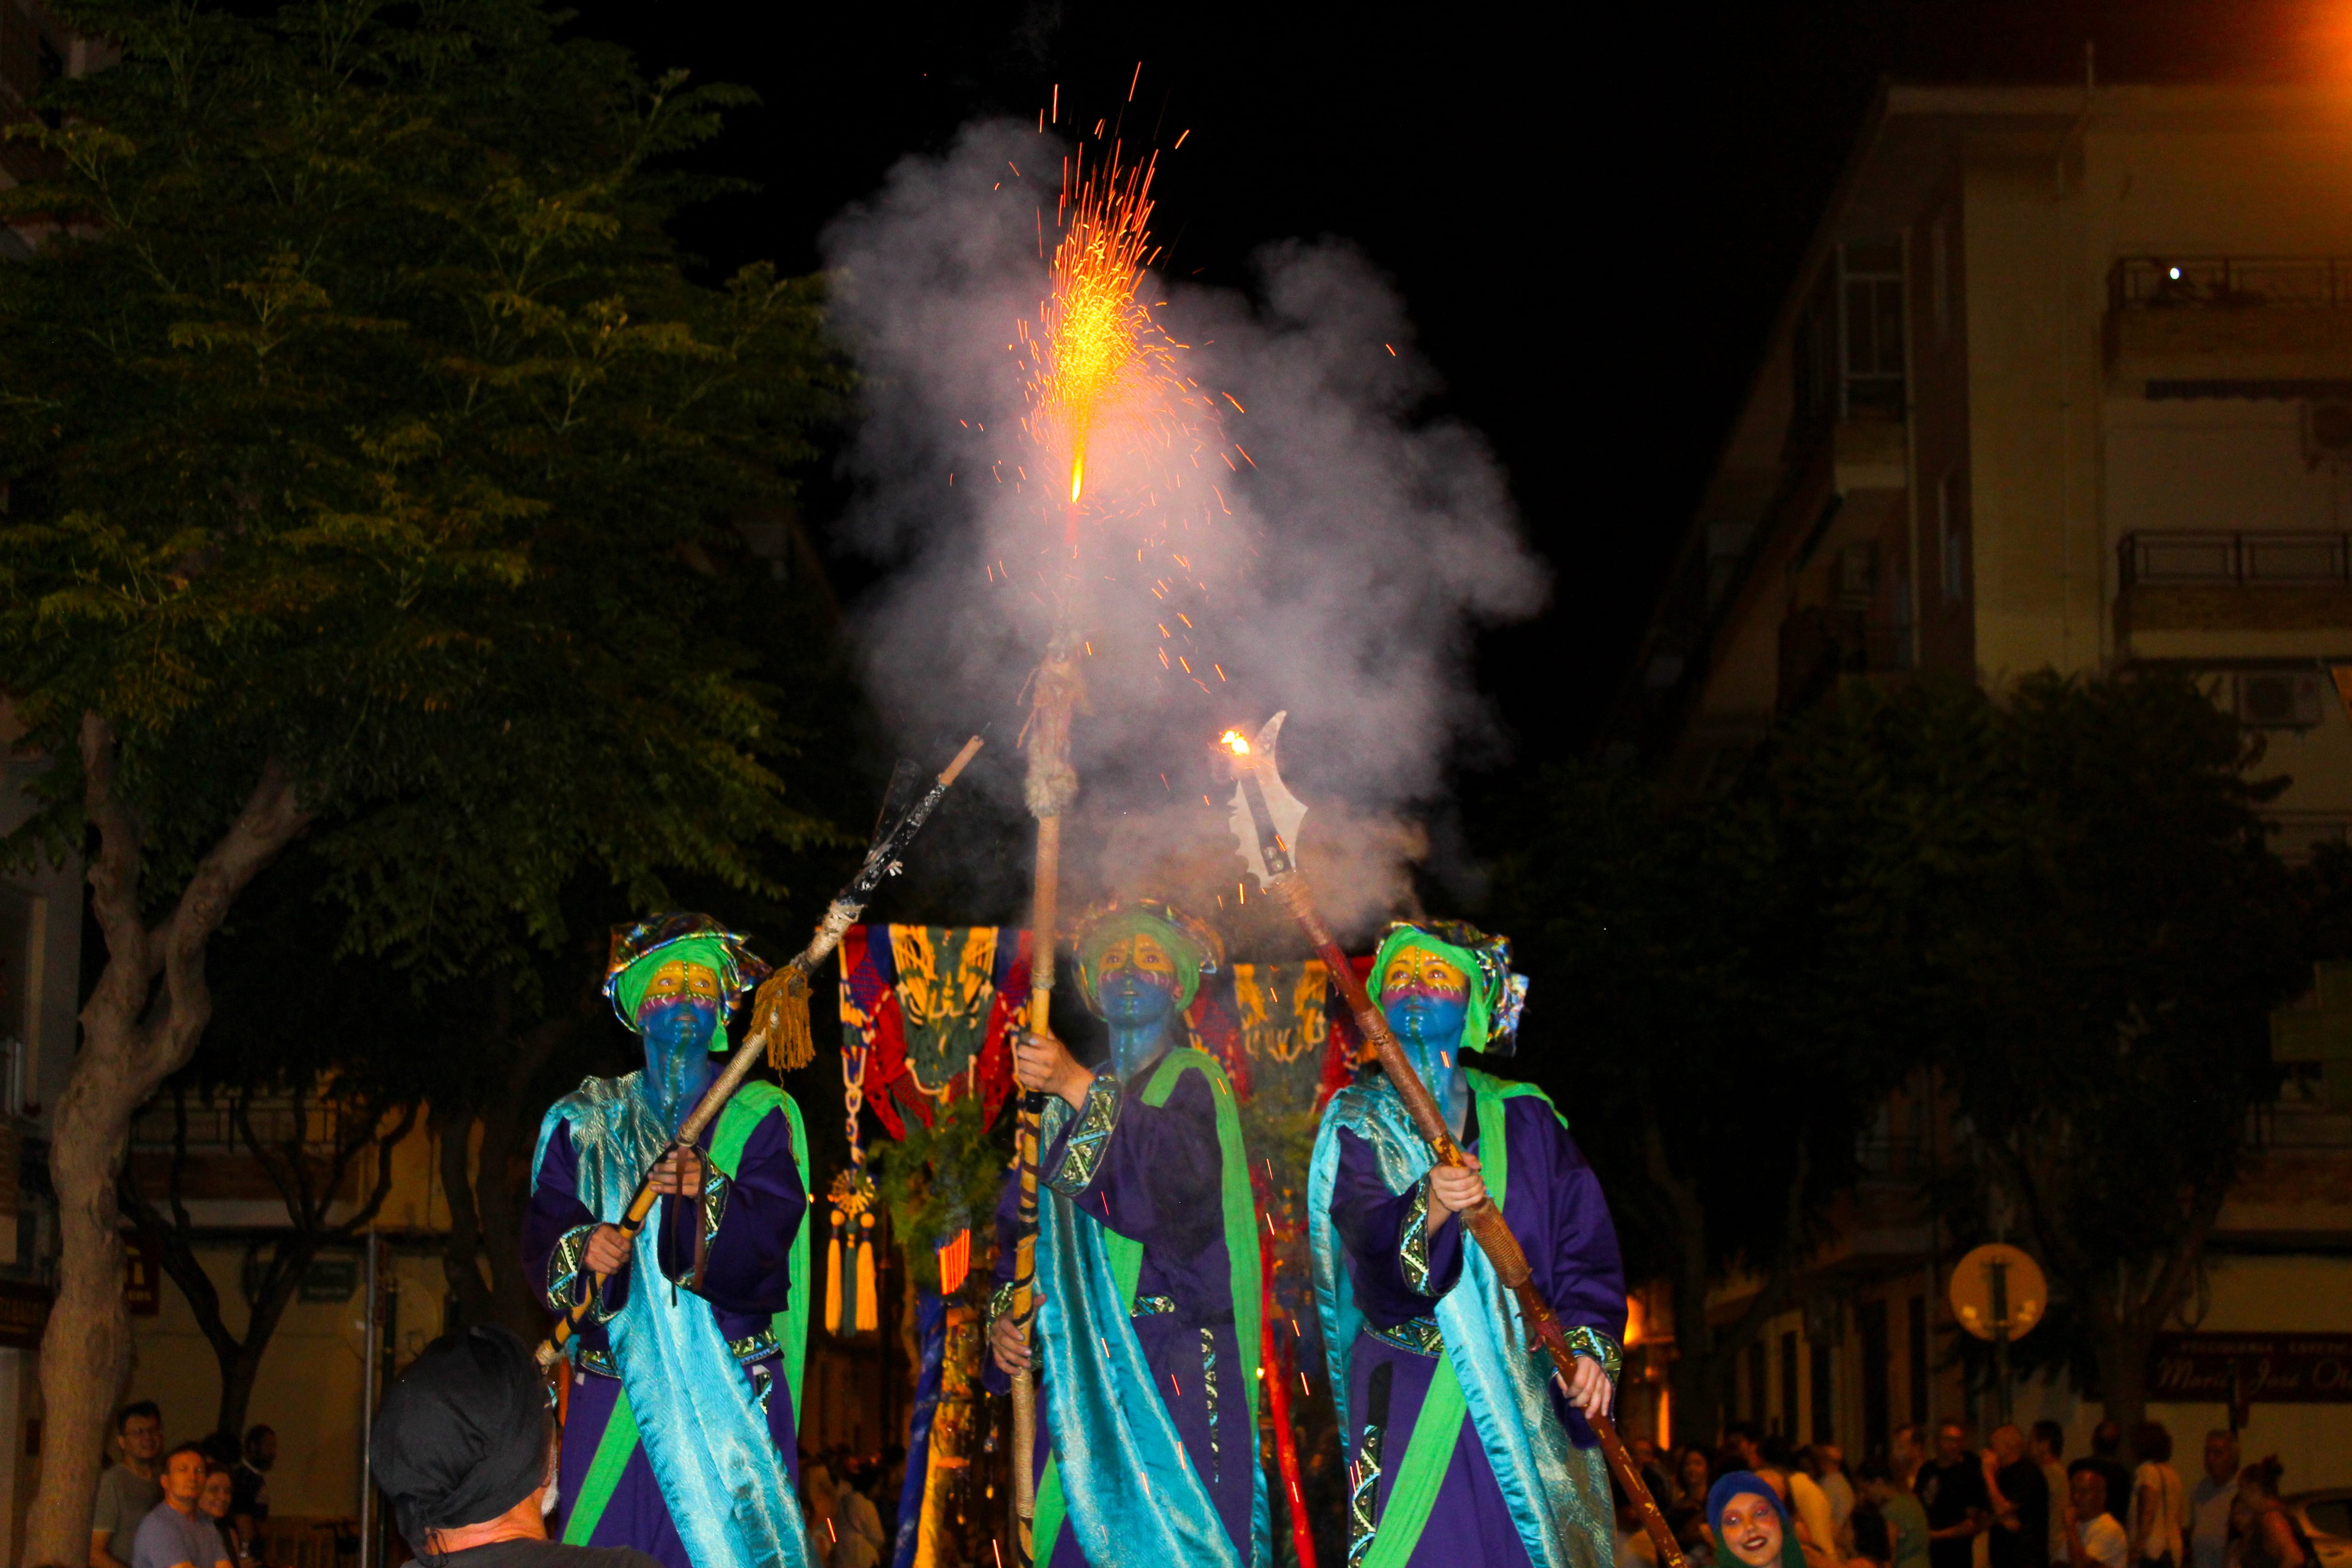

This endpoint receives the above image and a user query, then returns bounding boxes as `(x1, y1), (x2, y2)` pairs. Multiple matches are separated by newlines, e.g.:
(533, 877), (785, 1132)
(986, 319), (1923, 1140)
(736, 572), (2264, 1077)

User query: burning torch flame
(1030, 144), (1173, 508)
(1218, 728), (1252, 756)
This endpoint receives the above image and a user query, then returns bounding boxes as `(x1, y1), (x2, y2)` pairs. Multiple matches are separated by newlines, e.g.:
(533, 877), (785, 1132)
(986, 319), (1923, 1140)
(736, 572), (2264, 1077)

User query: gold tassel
(855, 1210), (879, 1333)
(825, 1213), (844, 1336)
(748, 965), (814, 1071)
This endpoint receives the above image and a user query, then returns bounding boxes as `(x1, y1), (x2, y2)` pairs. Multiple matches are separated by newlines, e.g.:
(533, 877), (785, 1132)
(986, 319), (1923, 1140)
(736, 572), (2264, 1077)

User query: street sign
(1950, 1243), (2045, 1342)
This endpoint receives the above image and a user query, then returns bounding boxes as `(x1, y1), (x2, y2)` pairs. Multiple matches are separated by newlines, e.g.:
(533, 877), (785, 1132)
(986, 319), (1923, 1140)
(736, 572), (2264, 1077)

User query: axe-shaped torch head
(1215, 712), (1309, 888)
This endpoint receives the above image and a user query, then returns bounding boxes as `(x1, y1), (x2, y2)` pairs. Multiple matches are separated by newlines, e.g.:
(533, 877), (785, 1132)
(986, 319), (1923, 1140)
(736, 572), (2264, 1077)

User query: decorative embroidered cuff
(1399, 1176), (1437, 1295)
(1560, 1324), (1623, 1382)
(1044, 1072), (1121, 1199)
(699, 1165), (731, 1252)
(547, 1223), (621, 1324)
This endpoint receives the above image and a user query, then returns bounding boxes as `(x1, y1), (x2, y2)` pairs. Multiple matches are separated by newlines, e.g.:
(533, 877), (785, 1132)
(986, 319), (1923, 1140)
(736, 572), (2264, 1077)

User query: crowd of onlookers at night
(1616, 1417), (2319, 1568)
(89, 1401), (277, 1568)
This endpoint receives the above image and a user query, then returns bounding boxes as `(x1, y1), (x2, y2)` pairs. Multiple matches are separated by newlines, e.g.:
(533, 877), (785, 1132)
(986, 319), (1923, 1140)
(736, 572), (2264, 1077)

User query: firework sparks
(1025, 143), (1179, 507)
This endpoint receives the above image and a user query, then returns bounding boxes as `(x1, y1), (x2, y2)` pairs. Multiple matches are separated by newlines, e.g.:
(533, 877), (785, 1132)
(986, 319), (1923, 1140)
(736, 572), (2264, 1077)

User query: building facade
(1613, 82), (2352, 1483)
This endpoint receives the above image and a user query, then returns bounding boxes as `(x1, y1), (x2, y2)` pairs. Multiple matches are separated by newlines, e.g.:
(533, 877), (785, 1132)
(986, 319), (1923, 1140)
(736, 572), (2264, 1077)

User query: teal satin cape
(1307, 1070), (1613, 1568)
(535, 1071), (813, 1568)
(1031, 1046), (1271, 1568)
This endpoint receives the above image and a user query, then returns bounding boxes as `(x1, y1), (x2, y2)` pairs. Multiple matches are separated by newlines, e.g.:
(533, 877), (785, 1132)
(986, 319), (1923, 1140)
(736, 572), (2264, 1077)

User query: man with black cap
(371, 1324), (658, 1568)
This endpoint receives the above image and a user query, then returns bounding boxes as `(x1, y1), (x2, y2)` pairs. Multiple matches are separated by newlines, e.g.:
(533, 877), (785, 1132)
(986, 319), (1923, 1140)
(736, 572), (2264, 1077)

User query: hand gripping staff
(537, 735), (985, 1372)
(1217, 714), (1686, 1568)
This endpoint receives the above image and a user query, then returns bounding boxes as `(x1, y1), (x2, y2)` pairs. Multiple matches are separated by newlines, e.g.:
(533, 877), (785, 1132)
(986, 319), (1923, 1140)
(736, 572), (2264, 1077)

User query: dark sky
(564, 0), (2337, 770)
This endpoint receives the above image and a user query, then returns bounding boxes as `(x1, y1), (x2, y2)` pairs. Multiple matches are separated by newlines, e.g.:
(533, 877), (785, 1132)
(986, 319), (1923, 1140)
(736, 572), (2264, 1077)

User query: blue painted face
(1093, 932), (1182, 1080)
(1380, 946), (1471, 1096)
(636, 961), (720, 1128)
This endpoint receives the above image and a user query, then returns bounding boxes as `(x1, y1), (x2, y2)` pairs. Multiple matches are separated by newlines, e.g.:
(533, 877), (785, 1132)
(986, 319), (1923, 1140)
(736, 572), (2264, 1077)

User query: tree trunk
(2093, 1310), (2156, 1439)
(22, 720), (309, 1568)
(436, 1097), (497, 1329)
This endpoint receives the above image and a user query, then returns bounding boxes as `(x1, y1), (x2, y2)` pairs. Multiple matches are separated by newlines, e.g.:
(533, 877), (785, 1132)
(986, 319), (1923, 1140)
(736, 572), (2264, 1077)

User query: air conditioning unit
(2234, 669), (2326, 729)
(2304, 400), (2352, 466)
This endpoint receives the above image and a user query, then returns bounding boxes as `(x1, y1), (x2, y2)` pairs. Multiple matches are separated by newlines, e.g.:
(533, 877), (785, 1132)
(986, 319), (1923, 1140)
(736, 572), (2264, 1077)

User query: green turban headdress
(603, 912), (771, 1051)
(1367, 918), (1528, 1056)
(1071, 898), (1224, 1015)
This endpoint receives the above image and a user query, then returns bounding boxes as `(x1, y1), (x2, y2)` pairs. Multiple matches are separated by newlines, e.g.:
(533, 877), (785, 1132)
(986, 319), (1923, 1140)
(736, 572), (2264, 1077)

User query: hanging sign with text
(2149, 1333), (2352, 1403)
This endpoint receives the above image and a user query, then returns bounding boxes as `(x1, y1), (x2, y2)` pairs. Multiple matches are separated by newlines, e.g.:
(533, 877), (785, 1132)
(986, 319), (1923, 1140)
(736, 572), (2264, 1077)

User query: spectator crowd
(89, 1401), (276, 1568)
(1613, 1417), (2320, 1568)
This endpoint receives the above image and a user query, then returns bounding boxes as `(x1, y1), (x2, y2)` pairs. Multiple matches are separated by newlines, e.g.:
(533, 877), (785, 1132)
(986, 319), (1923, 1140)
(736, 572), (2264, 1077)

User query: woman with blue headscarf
(1309, 919), (1626, 1568)
(1711, 1473), (1810, 1568)
(524, 914), (812, 1568)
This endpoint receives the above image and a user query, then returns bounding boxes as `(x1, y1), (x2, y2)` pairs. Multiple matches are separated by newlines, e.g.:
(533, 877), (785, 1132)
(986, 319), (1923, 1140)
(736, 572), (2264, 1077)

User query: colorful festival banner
(1185, 957), (1369, 1114)
(836, 925), (1029, 1138)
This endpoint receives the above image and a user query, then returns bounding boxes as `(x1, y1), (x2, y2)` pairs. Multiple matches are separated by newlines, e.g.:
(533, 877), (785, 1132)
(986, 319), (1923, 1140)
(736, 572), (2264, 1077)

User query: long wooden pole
(1263, 868), (1686, 1568)
(1010, 629), (1080, 1565)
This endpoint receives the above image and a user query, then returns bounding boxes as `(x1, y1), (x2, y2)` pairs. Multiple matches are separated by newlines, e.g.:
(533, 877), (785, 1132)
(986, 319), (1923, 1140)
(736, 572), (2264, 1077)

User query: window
(1843, 244), (1906, 419)
(1939, 472), (1968, 604)
(1810, 1340), (1835, 1443)
(1860, 1299), (1891, 1457)
(1907, 1295), (1929, 1425)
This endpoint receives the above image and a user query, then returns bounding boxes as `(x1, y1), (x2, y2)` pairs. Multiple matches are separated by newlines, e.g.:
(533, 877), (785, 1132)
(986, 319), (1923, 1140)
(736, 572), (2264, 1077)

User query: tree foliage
(0, 0), (846, 967)
(1482, 670), (2312, 1439)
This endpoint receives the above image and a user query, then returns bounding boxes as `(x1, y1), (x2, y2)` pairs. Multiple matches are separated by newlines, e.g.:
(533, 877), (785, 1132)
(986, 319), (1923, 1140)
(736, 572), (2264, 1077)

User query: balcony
(2107, 257), (2352, 395)
(2115, 530), (2352, 640)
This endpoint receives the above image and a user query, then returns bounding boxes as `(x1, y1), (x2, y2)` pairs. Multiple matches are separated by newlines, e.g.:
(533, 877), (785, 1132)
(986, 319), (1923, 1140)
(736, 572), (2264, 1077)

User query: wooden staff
(537, 736), (983, 1371)
(1009, 629), (1080, 1565)
(1228, 735), (1685, 1568)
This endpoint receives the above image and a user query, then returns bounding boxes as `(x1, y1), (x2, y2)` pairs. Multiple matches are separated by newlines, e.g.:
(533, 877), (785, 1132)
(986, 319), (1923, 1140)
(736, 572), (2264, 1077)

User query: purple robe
(985, 1067), (1255, 1567)
(1330, 1093), (1625, 1567)
(526, 1083), (805, 1568)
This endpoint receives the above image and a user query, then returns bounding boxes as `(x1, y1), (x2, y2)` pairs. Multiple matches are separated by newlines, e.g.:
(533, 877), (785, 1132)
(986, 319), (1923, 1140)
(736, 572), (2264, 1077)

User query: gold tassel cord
(826, 1168), (879, 1336)
(749, 964), (815, 1072)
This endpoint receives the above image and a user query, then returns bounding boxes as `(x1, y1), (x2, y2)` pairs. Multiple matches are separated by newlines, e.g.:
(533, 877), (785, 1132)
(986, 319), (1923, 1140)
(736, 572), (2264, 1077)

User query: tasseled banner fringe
(826, 1169), (879, 1335)
(936, 1227), (971, 1297)
(748, 965), (814, 1072)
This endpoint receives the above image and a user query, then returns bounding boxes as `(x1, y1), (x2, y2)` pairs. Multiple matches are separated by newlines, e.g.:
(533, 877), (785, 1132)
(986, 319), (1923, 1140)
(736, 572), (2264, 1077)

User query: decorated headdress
(603, 913), (771, 1050)
(1071, 897), (1224, 1014)
(1367, 918), (1529, 1056)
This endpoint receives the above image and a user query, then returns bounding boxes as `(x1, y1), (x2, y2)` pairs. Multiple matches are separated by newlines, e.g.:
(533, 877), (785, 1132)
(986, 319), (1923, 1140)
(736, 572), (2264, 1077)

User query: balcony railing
(2112, 256), (2352, 311)
(2117, 531), (2352, 588)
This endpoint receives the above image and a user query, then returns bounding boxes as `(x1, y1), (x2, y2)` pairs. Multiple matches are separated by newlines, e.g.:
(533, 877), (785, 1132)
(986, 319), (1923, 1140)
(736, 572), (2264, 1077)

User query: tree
(117, 854), (427, 1436)
(1483, 755), (1927, 1442)
(0, 1), (840, 1555)
(1880, 673), (2299, 1431)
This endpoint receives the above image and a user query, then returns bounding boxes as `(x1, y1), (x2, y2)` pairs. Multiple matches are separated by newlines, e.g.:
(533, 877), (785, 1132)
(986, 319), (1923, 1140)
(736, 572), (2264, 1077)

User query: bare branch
(78, 713), (151, 1022)
(329, 1103), (419, 1239)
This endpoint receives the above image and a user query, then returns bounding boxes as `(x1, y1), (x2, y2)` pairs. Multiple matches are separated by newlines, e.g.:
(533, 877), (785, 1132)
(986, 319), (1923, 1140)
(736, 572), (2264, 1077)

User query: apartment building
(1611, 82), (2352, 1483)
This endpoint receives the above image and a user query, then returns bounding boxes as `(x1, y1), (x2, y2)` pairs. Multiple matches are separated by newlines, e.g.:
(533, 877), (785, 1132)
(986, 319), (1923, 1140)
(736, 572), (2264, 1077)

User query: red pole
(1259, 1211), (1317, 1568)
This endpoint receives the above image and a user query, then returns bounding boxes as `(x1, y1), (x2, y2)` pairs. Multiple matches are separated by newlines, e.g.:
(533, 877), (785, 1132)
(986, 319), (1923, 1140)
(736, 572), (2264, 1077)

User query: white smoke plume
(822, 119), (1545, 938)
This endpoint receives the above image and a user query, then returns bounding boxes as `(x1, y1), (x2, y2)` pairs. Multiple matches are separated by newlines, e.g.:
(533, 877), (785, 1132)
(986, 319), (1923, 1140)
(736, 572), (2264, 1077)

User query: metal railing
(129, 1093), (348, 1155)
(2117, 531), (2352, 588)
(2112, 256), (2352, 310)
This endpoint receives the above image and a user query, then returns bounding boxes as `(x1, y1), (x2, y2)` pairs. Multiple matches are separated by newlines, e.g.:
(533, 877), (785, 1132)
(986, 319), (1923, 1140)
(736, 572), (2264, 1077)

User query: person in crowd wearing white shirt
(2034, 1423), (2074, 1568)
(128, 1444), (231, 1568)
(2189, 1431), (2240, 1568)
(2130, 1423), (2188, 1568)
(1817, 1446), (1857, 1549)
(2068, 1467), (2130, 1568)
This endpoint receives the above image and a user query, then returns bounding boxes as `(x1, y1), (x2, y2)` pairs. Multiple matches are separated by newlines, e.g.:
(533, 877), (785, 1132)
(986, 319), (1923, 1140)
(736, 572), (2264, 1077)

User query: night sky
(564, 0), (2341, 770)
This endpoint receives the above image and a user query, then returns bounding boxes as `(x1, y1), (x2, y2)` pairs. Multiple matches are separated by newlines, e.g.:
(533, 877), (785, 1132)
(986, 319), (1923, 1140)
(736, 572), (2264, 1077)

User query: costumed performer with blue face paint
(524, 914), (812, 1568)
(983, 898), (1268, 1568)
(1309, 919), (1627, 1568)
